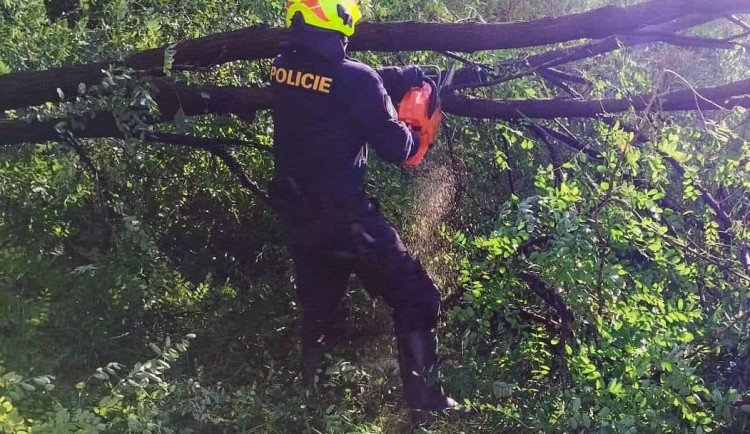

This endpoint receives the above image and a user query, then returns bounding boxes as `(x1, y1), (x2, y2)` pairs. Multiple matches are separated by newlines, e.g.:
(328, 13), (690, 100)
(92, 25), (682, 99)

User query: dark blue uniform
(269, 32), (440, 352)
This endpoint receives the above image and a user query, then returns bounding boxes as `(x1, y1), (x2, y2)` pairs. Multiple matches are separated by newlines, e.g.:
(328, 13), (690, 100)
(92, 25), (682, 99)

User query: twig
(519, 271), (573, 385)
(527, 125), (564, 187)
(498, 132), (516, 196)
(437, 51), (492, 70)
(723, 29), (750, 42)
(209, 147), (271, 206)
(148, 132), (272, 153)
(625, 31), (742, 49)
(62, 133), (116, 206)
(727, 14), (750, 31)
(683, 310), (750, 360)
(537, 69), (585, 100)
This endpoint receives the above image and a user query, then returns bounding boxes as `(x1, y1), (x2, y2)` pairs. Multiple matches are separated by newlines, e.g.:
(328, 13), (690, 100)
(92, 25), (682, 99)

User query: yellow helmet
(286, 0), (362, 37)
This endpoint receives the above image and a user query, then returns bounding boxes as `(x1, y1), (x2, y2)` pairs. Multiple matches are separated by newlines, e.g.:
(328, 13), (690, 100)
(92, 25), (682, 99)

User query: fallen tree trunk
(2, 0), (749, 112)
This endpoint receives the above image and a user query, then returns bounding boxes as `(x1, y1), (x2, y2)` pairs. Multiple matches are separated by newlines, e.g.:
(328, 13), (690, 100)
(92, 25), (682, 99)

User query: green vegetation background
(1, 0), (749, 432)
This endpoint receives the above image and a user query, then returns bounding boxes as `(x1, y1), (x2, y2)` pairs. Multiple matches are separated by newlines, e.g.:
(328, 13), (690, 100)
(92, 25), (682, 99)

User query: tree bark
(1, 0), (749, 112)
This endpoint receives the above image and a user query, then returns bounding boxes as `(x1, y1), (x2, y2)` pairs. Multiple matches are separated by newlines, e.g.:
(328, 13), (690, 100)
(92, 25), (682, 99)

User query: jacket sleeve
(349, 67), (419, 165)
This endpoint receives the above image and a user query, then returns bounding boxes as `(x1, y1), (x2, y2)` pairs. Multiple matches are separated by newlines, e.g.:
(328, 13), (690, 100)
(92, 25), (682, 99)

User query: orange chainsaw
(399, 65), (456, 168)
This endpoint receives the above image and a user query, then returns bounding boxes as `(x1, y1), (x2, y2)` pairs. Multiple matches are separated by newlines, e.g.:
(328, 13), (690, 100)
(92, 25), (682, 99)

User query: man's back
(272, 45), (415, 198)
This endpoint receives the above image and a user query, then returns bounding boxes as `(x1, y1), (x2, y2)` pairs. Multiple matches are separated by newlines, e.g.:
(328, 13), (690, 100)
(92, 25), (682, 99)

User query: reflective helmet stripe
(286, 0), (331, 22)
(286, 0), (361, 36)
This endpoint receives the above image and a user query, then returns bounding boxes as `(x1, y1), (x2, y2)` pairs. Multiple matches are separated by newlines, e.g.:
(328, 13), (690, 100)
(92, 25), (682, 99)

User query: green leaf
(149, 343), (162, 355)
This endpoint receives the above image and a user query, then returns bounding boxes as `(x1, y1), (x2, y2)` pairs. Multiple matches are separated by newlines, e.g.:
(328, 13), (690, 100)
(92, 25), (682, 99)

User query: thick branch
(506, 14), (720, 76)
(149, 80), (270, 122)
(2, 0), (749, 111)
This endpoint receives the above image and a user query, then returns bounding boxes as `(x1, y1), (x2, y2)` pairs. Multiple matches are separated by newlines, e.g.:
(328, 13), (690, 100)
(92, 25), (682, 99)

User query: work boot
(397, 330), (471, 426)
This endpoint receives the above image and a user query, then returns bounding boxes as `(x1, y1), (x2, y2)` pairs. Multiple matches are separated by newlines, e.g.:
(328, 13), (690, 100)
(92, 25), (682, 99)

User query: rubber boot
(397, 330), (469, 426)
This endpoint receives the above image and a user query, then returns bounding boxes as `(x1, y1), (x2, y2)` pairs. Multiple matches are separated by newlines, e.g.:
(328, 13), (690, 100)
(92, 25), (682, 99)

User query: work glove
(377, 66), (425, 102)
(401, 65), (425, 88)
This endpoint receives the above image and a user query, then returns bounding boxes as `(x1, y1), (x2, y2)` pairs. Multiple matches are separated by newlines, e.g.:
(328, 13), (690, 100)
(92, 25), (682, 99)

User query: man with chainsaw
(269, 0), (462, 423)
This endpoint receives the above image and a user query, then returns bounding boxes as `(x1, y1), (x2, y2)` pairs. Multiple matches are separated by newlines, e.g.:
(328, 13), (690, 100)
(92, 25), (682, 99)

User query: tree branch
(2, 0), (748, 111)
(0, 85), (273, 146)
(727, 14), (750, 31)
(5, 78), (750, 147)
(63, 134), (115, 204)
(443, 78), (750, 119)
(537, 69), (585, 99)
(467, 14), (721, 91)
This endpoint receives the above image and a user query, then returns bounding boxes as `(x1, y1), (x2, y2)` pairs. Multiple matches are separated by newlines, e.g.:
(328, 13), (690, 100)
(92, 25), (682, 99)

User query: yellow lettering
(276, 67), (287, 83)
(301, 73), (315, 89)
(273, 68), (333, 93)
(319, 77), (332, 94)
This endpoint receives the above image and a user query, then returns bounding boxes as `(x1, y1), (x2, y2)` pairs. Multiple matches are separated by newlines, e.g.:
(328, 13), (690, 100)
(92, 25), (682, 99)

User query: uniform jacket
(271, 30), (419, 198)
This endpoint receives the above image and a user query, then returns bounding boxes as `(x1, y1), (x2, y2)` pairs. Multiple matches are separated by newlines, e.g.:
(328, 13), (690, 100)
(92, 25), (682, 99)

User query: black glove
(376, 66), (425, 102)
(401, 65), (425, 88)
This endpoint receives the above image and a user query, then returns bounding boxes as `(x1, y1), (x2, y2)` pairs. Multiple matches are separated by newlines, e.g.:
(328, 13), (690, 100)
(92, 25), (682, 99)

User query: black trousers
(275, 190), (441, 349)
